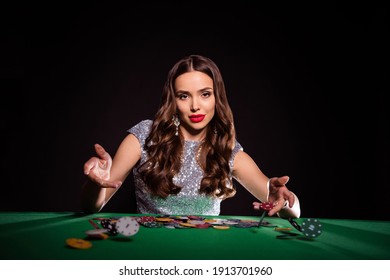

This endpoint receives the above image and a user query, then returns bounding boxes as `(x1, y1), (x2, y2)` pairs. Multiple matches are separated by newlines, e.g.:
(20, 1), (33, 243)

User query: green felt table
(1, 212), (389, 260)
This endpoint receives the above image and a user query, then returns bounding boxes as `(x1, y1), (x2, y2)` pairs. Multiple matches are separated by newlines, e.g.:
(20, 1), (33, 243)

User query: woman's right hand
(83, 143), (122, 188)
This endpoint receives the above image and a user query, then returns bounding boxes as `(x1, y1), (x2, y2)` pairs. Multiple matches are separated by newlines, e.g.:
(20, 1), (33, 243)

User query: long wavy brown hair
(138, 55), (237, 199)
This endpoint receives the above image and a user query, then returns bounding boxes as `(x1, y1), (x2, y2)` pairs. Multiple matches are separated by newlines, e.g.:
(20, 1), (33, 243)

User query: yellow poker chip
(213, 225), (230, 230)
(242, 219), (258, 223)
(203, 219), (217, 223)
(95, 233), (109, 240)
(155, 217), (173, 222)
(66, 238), (92, 249)
(179, 222), (197, 228)
(274, 227), (293, 231)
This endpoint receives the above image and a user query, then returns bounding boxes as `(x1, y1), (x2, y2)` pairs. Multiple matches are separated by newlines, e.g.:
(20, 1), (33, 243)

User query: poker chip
(300, 218), (322, 238)
(196, 223), (211, 229)
(223, 220), (239, 225)
(257, 202), (275, 227)
(173, 216), (189, 221)
(100, 219), (111, 228)
(85, 228), (109, 239)
(260, 221), (278, 227)
(179, 222), (197, 228)
(142, 221), (162, 228)
(210, 218), (228, 225)
(100, 219), (119, 235)
(164, 223), (177, 229)
(228, 219), (242, 223)
(288, 218), (302, 231)
(259, 202), (275, 211)
(88, 219), (100, 229)
(213, 225), (230, 230)
(187, 220), (206, 225)
(174, 224), (191, 229)
(116, 217), (140, 237)
(188, 215), (203, 220)
(155, 217), (173, 223)
(92, 217), (107, 221)
(274, 227), (293, 231)
(137, 216), (156, 224)
(66, 238), (92, 249)
(235, 222), (256, 228)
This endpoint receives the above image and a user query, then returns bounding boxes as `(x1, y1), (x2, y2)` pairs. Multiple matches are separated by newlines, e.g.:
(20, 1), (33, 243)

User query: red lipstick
(189, 114), (205, 123)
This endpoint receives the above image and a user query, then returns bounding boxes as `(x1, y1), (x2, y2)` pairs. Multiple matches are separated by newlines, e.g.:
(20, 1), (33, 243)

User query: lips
(189, 114), (205, 123)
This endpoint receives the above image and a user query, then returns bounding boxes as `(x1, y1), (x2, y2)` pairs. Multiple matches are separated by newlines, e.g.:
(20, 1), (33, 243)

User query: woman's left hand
(253, 176), (295, 216)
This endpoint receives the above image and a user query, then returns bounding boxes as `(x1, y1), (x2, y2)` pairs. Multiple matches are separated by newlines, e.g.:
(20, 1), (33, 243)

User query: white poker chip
(187, 220), (206, 225)
(222, 220), (239, 225)
(115, 216), (140, 237)
(210, 218), (228, 225)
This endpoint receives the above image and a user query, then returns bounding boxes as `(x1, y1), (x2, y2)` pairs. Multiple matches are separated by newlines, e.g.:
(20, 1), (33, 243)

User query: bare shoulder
(122, 133), (141, 146)
(115, 133), (142, 159)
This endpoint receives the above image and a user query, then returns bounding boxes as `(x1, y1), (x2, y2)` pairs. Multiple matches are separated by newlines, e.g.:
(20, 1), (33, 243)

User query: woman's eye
(178, 94), (188, 100)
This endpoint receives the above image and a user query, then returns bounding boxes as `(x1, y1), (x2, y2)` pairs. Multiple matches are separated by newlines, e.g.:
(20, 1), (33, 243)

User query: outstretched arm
(81, 134), (141, 213)
(232, 151), (300, 218)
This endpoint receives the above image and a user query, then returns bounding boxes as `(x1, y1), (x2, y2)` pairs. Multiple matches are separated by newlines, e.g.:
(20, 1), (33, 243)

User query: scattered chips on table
(66, 214), (323, 251)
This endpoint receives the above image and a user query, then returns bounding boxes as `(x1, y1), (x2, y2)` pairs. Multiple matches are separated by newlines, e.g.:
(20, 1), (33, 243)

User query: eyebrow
(175, 87), (214, 95)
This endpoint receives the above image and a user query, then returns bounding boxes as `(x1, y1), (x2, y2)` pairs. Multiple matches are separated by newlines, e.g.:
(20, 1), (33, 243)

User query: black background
(2, 3), (388, 220)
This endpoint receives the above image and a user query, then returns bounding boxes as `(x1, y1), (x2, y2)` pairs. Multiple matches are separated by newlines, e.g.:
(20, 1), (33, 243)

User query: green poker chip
(300, 218), (322, 238)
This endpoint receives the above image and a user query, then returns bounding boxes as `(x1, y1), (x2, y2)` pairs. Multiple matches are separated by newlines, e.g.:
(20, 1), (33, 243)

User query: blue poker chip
(300, 218), (322, 238)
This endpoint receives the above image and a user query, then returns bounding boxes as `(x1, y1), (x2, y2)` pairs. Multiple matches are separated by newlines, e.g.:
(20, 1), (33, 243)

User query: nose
(190, 98), (200, 112)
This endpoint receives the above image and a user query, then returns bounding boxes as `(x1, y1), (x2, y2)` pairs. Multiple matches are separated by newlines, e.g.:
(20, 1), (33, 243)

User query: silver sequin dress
(128, 119), (243, 216)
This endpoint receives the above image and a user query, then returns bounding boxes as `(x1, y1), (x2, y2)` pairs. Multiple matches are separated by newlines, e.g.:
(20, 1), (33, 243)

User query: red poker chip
(259, 202), (274, 211)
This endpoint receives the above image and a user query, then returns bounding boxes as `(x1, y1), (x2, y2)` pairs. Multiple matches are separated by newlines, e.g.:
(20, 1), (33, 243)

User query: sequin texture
(128, 119), (243, 215)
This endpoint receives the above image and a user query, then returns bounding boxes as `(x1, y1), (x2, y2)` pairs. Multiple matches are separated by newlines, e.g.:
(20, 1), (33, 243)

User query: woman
(82, 54), (300, 218)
